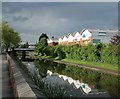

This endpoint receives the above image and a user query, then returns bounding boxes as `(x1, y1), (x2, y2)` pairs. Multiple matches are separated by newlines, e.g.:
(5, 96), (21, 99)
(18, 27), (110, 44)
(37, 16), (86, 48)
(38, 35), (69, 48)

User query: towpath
(1, 54), (14, 98)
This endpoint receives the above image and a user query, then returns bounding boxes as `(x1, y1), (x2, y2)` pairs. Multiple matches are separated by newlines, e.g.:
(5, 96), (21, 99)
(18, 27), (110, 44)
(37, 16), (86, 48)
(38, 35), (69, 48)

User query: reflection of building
(47, 29), (118, 46)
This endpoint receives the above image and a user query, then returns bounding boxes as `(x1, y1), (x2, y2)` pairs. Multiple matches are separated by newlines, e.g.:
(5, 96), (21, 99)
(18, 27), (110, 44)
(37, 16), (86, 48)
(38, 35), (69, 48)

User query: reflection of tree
(33, 59), (118, 98)
(94, 73), (101, 89)
(34, 59), (47, 77)
(55, 63), (66, 73)
(47, 61), (58, 72)
(34, 59), (66, 77)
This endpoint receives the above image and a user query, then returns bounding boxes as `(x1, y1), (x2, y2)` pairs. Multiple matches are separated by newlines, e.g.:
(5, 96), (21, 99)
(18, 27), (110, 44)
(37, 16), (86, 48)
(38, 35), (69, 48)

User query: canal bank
(55, 60), (119, 77)
(36, 57), (119, 77)
(12, 53), (120, 98)
(8, 53), (46, 98)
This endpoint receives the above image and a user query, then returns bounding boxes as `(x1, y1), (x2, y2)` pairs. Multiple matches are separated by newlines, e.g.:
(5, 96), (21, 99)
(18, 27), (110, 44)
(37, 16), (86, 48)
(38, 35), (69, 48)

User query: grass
(62, 59), (119, 72)
(29, 53), (119, 72)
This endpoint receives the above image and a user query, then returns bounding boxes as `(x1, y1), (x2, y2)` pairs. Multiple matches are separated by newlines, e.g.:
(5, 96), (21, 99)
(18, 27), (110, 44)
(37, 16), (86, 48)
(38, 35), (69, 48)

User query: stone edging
(6, 54), (37, 98)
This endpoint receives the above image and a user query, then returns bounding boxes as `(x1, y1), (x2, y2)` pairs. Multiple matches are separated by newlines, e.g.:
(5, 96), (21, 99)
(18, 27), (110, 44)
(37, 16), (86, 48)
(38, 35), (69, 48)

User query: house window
(93, 39), (101, 43)
(98, 32), (106, 36)
(82, 34), (86, 38)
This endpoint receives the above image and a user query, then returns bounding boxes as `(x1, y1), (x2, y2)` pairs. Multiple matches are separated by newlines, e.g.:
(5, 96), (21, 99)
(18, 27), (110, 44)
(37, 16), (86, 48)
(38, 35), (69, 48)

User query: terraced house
(48, 29), (92, 46)
(47, 29), (118, 46)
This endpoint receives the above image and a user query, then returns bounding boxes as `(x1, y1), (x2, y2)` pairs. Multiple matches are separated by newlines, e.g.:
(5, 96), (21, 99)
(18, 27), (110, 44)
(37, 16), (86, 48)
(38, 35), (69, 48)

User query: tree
(110, 34), (120, 45)
(1, 21), (21, 52)
(26, 41), (29, 48)
(35, 37), (48, 55)
(39, 33), (48, 41)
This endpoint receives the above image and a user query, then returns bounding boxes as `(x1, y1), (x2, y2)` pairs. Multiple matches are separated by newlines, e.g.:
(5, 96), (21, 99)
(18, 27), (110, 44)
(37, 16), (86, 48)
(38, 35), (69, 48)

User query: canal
(21, 58), (119, 99)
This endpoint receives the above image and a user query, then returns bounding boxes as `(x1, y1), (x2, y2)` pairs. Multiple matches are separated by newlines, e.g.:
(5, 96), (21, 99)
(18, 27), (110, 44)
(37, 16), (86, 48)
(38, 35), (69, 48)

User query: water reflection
(23, 59), (119, 98)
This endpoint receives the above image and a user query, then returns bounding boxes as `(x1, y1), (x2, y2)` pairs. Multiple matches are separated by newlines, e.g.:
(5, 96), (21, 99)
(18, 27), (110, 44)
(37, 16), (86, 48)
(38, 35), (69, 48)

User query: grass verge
(62, 59), (119, 72)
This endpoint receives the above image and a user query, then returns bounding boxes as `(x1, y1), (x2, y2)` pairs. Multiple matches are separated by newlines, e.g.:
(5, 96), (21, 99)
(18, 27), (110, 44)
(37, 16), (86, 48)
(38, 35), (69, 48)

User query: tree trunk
(6, 47), (8, 52)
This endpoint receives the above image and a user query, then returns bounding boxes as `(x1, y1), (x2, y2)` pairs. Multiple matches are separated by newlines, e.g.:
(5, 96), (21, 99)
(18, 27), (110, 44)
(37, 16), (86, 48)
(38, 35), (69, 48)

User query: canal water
(22, 59), (119, 99)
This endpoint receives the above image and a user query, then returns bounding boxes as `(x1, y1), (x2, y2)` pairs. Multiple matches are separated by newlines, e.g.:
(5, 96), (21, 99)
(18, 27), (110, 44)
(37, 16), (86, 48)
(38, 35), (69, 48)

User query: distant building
(80, 29), (92, 45)
(62, 35), (68, 45)
(67, 34), (74, 45)
(47, 37), (58, 46)
(73, 31), (82, 45)
(58, 29), (92, 46)
(89, 29), (118, 44)
(58, 37), (63, 45)
(47, 29), (118, 46)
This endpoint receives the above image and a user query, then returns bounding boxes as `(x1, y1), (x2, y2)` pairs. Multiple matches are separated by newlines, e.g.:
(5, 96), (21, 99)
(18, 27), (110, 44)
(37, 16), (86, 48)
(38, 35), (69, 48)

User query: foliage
(20, 42), (29, 48)
(37, 43), (118, 65)
(39, 33), (48, 41)
(34, 59), (119, 99)
(1, 21), (21, 52)
(101, 44), (118, 65)
(42, 46), (51, 56)
(32, 72), (68, 98)
(54, 46), (66, 59)
(35, 37), (48, 55)
(110, 34), (120, 45)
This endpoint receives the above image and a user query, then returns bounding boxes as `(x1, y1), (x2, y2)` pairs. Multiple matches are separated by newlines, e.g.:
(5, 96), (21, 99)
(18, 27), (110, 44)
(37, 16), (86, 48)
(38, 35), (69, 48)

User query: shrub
(39, 43), (118, 65)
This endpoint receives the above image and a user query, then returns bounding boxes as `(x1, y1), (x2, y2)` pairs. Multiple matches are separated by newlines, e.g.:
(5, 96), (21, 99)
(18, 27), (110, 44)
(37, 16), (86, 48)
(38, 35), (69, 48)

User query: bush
(40, 43), (118, 65)
(54, 46), (66, 59)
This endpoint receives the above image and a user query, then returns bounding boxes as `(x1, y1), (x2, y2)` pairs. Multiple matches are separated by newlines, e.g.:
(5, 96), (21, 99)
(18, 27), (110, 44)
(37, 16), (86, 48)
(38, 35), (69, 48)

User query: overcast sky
(2, 0), (120, 2)
(2, 2), (118, 44)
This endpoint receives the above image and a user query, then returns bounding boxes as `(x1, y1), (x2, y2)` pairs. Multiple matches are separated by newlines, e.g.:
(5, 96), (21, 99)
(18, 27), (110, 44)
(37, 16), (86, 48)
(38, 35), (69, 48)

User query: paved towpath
(2, 54), (14, 98)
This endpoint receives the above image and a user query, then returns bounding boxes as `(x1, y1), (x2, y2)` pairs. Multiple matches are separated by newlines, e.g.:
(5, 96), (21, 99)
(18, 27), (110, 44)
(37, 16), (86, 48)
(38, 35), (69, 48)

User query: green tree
(110, 34), (120, 45)
(39, 33), (48, 41)
(54, 46), (66, 59)
(35, 37), (48, 55)
(26, 41), (29, 48)
(1, 21), (21, 52)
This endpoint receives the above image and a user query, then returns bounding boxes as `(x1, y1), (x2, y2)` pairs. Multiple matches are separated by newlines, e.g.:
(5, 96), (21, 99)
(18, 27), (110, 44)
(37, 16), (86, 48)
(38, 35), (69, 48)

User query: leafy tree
(35, 37), (48, 55)
(39, 33), (48, 41)
(54, 46), (66, 59)
(21, 42), (29, 48)
(42, 46), (51, 56)
(1, 21), (21, 52)
(110, 34), (120, 45)
(26, 41), (29, 48)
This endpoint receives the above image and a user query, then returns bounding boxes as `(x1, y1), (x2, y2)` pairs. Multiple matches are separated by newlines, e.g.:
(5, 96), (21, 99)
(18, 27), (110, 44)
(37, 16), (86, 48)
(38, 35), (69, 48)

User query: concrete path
(2, 54), (14, 98)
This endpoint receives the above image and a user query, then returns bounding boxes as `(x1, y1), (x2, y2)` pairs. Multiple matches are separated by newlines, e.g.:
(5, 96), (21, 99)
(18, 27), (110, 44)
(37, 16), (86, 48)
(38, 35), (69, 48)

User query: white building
(67, 34), (74, 44)
(58, 37), (63, 45)
(62, 36), (68, 44)
(89, 29), (118, 44)
(73, 31), (82, 42)
(47, 37), (58, 46)
(80, 29), (92, 45)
